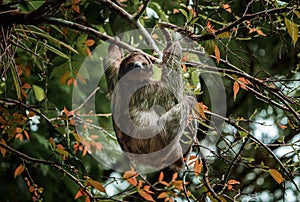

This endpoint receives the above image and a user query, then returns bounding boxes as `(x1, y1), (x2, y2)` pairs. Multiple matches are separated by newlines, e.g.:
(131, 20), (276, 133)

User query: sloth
(105, 42), (196, 171)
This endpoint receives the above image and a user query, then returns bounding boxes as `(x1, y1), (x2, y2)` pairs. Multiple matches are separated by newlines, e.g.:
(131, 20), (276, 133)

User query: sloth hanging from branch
(104, 37), (197, 171)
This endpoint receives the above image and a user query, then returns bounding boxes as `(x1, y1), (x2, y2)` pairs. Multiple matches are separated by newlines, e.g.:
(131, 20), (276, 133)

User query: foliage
(0, 0), (300, 201)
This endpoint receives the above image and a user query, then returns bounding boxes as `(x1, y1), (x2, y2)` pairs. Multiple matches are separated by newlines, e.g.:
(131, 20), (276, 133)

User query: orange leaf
(60, 71), (71, 85)
(187, 155), (197, 166)
(28, 186), (35, 192)
(15, 133), (24, 141)
(86, 178), (106, 193)
(0, 139), (7, 157)
(85, 47), (92, 57)
(171, 180), (184, 190)
(85, 39), (95, 47)
(72, 5), (80, 13)
(194, 159), (202, 177)
(27, 111), (35, 117)
(85, 197), (90, 202)
(256, 29), (267, 37)
(143, 185), (154, 194)
(158, 171), (164, 182)
(67, 78), (78, 87)
(173, 9), (180, 14)
(233, 81), (240, 100)
(15, 127), (22, 133)
(222, 4), (232, 13)
(181, 63), (187, 72)
(279, 124), (287, 129)
(238, 77), (251, 90)
(195, 102), (208, 119)
(172, 172), (178, 181)
(123, 169), (139, 179)
(123, 169), (139, 186)
(139, 190), (155, 201)
(24, 130), (30, 140)
(228, 179), (240, 185)
(72, 0), (80, 4)
(214, 45), (220, 63)
(157, 192), (168, 199)
(75, 72), (86, 84)
(14, 164), (25, 178)
(269, 169), (285, 184)
(74, 189), (85, 199)
(22, 83), (32, 89)
(158, 171), (169, 186)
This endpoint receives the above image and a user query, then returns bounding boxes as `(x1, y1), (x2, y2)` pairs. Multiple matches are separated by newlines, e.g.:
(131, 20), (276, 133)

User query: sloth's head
(118, 52), (153, 82)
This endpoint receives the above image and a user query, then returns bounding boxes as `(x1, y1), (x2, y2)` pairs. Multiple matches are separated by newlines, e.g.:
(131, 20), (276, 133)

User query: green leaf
(25, 26), (79, 55)
(294, 11), (300, 19)
(10, 66), (21, 100)
(18, 34), (70, 59)
(179, 9), (189, 21)
(205, 40), (215, 55)
(32, 85), (45, 102)
(239, 131), (248, 138)
(284, 18), (299, 46)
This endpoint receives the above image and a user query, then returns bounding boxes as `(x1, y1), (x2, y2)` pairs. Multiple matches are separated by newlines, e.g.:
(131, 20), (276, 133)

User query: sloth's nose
(133, 62), (143, 69)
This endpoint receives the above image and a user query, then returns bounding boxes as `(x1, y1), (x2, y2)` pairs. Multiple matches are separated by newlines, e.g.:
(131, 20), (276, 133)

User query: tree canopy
(0, 0), (299, 201)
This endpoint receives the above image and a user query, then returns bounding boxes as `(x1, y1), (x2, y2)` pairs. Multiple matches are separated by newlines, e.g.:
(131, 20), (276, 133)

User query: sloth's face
(119, 53), (153, 82)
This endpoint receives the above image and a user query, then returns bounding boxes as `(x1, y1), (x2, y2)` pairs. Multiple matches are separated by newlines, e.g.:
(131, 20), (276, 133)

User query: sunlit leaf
(195, 102), (208, 119)
(269, 169), (285, 184)
(74, 189), (85, 199)
(217, 32), (230, 38)
(32, 85), (45, 102)
(19, 35), (70, 59)
(138, 190), (154, 201)
(194, 159), (202, 176)
(85, 39), (95, 47)
(285, 18), (299, 46)
(238, 77), (251, 90)
(295, 11), (300, 18)
(10, 66), (21, 100)
(279, 124), (287, 129)
(21, 26), (79, 55)
(158, 171), (164, 182)
(256, 29), (267, 36)
(157, 192), (168, 199)
(238, 131), (248, 138)
(60, 71), (71, 85)
(14, 164), (25, 178)
(56, 144), (69, 157)
(214, 45), (220, 63)
(86, 178), (106, 193)
(222, 4), (232, 13)
(143, 185), (154, 194)
(170, 172), (178, 181)
(233, 81), (240, 100)
(123, 169), (139, 186)
(24, 130), (30, 140)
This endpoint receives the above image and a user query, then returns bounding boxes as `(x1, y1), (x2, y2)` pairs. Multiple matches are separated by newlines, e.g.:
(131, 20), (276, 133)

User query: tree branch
(96, 0), (162, 57)
(44, 17), (158, 62)
(206, 111), (300, 192)
(160, 6), (300, 42)
(0, 0), (67, 25)
(0, 141), (96, 201)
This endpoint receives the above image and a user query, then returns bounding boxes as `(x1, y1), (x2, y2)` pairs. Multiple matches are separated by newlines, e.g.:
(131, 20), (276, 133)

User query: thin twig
(199, 150), (222, 202)
(97, 0), (162, 57)
(44, 17), (158, 62)
(206, 111), (300, 192)
(0, 141), (96, 201)
(133, 0), (151, 20)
